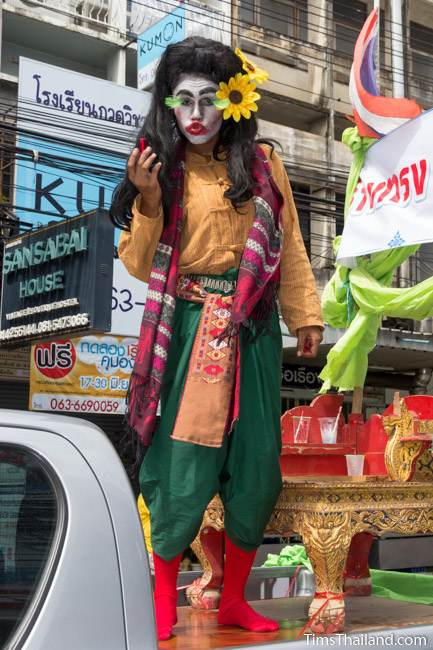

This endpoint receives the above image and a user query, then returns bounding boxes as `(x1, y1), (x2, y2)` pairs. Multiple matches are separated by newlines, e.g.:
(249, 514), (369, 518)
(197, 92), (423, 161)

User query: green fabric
(320, 127), (433, 392)
(139, 270), (283, 561)
(262, 544), (312, 571)
(371, 569), (433, 605)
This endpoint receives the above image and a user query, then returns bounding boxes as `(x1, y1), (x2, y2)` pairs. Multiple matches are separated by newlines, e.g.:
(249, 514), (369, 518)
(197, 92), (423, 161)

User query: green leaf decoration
(164, 96), (182, 109)
(213, 98), (230, 109)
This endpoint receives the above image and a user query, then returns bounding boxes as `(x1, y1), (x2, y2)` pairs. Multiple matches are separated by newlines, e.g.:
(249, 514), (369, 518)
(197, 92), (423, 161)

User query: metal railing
(7, 0), (127, 33)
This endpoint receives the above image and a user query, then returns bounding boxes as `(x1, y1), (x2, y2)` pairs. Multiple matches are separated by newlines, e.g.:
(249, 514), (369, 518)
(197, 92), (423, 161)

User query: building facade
(1, 0), (433, 413)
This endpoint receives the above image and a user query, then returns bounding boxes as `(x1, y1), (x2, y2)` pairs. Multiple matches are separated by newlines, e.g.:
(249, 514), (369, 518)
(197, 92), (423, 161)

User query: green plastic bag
(371, 569), (433, 605)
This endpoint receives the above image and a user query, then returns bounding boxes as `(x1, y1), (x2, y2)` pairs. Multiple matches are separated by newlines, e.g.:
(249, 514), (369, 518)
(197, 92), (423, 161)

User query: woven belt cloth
(171, 274), (240, 447)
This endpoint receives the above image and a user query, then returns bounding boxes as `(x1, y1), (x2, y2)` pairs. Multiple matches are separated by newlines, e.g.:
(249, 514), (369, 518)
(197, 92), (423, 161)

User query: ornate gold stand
(187, 496), (225, 609)
(191, 478), (433, 632)
(383, 396), (433, 481)
(271, 477), (433, 632)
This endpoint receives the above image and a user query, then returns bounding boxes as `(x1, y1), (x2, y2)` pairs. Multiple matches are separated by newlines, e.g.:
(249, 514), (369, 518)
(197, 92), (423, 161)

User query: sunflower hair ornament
(235, 48), (270, 85)
(164, 48), (269, 123)
(215, 72), (261, 122)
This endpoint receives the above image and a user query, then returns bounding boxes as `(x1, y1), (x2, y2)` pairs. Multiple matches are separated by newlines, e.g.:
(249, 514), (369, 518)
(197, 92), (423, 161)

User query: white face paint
(172, 75), (222, 145)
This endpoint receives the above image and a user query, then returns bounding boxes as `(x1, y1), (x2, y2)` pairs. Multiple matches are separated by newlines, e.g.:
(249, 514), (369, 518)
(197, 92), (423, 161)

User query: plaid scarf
(127, 144), (283, 447)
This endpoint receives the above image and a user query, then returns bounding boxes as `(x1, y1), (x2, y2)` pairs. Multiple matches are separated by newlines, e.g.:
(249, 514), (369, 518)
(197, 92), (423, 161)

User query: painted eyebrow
(174, 87), (217, 97)
(199, 87), (217, 95)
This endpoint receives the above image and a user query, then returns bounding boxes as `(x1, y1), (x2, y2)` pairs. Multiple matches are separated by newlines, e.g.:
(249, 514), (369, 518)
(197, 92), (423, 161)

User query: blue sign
(15, 133), (125, 244)
(137, 6), (185, 89)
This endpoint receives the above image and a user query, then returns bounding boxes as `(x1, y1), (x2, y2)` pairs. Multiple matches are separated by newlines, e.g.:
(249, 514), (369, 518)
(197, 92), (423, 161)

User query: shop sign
(0, 210), (113, 346)
(110, 258), (147, 336)
(29, 334), (137, 415)
(281, 364), (322, 390)
(16, 58), (150, 240)
(135, 1), (231, 90)
(137, 6), (185, 90)
(0, 348), (30, 381)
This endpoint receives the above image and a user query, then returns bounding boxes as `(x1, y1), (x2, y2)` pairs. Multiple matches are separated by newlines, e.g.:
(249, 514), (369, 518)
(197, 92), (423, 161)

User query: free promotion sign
(0, 210), (113, 346)
(30, 335), (137, 415)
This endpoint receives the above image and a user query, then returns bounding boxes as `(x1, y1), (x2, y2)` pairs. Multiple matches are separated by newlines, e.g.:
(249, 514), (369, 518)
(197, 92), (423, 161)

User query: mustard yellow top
(118, 145), (323, 335)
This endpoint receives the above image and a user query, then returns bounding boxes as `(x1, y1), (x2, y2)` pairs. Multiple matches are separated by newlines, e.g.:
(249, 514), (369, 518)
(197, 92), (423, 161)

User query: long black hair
(110, 36), (264, 230)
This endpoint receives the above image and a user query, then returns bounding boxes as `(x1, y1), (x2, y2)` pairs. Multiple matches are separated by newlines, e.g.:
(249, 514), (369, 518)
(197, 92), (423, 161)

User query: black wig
(110, 36), (267, 230)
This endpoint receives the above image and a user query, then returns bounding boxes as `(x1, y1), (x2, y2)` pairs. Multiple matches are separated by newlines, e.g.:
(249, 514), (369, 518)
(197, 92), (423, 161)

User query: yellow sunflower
(215, 73), (261, 122)
(235, 48), (269, 84)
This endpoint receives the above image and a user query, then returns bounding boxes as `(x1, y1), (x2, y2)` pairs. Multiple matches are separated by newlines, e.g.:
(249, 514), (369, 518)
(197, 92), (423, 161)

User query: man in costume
(111, 37), (323, 641)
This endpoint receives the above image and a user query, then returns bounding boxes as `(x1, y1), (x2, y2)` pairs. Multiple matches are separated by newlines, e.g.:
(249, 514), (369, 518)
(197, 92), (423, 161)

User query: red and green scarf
(127, 144), (283, 447)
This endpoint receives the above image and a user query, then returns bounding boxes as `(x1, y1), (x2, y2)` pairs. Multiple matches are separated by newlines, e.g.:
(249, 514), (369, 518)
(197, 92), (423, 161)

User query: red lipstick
(186, 121), (208, 136)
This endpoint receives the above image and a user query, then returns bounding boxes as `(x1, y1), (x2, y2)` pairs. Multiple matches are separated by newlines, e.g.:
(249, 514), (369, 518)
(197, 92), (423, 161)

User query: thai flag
(349, 8), (422, 138)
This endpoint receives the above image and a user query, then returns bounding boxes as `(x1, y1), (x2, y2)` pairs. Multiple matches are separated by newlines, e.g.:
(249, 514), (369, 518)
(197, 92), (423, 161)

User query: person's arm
(267, 150), (324, 354)
(118, 195), (163, 283)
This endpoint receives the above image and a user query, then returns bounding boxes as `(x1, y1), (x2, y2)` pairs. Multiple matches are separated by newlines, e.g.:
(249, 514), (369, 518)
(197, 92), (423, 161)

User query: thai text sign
(29, 335), (137, 415)
(337, 109), (433, 266)
(281, 364), (322, 390)
(137, 5), (185, 90)
(0, 210), (113, 345)
(16, 58), (150, 236)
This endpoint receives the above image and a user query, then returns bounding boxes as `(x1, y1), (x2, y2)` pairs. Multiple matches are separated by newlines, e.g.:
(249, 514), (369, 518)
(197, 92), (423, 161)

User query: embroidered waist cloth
(172, 272), (240, 447)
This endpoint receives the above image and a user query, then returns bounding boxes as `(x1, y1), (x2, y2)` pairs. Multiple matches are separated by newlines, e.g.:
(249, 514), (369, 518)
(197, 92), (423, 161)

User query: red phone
(139, 137), (147, 153)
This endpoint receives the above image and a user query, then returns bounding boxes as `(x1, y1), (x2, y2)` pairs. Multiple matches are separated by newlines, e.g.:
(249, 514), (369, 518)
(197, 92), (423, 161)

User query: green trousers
(139, 272), (283, 561)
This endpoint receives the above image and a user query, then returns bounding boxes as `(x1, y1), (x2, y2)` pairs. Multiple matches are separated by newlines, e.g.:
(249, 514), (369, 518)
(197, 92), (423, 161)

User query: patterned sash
(172, 276), (239, 447)
(127, 145), (283, 448)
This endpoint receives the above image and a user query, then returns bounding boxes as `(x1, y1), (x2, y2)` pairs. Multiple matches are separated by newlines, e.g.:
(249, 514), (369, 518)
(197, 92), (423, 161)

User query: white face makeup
(172, 75), (222, 145)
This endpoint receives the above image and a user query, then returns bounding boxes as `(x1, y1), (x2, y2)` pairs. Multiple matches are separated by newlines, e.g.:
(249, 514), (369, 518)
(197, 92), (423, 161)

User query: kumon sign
(0, 210), (114, 346)
(337, 109), (433, 266)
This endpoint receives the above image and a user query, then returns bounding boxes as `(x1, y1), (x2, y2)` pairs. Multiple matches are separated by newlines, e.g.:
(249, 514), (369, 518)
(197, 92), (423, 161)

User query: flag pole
(374, 0), (381, 90)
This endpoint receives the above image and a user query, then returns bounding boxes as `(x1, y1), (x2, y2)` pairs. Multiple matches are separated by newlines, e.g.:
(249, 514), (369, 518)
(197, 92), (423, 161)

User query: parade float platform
(185, 394), (433, 638)
(160, 596), (433, 649)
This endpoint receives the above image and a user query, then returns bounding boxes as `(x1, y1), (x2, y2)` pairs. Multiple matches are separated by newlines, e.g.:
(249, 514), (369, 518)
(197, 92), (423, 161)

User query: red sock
(153, 552), (182, 640)
(217, 535), (279, 632)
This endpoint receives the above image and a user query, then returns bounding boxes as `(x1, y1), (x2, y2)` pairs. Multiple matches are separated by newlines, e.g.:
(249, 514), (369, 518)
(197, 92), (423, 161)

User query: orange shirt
(118, 145), (323, 335)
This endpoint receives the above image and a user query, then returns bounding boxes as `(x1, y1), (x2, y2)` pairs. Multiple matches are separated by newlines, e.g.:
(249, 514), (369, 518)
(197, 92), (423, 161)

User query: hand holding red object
(127, 137), (162, 214)
(296, 326), (323, 358)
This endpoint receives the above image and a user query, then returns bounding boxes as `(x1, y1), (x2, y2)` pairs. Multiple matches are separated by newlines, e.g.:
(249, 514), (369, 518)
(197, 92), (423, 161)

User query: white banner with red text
(337, 109), (433, 266)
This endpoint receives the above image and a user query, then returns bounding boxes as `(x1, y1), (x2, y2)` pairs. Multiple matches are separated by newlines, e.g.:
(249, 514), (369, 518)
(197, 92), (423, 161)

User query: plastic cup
(292, 416), (311, 444)
(346, 454), (365, 476)
(319, 417), (338, 444)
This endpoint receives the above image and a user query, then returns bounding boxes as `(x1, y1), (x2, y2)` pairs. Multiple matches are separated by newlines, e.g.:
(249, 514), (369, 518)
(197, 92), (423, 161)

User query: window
(239, 0), (308, 41)
(410, 22), (433, 84)
(0, 447), (59, 647)
(333, 0), (367, 57)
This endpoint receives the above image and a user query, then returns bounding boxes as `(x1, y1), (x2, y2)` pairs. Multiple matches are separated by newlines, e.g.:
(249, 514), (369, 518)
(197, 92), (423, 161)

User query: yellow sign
(29, 335), (137, 415)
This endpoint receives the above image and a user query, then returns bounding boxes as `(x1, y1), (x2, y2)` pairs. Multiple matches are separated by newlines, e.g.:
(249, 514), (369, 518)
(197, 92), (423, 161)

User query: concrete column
(310, 187), (336, 291)
(107, 0), (126, 85)
(309, 0), (335, 287)
(308, 0), (328, 102)
(107, 50), (126, 85)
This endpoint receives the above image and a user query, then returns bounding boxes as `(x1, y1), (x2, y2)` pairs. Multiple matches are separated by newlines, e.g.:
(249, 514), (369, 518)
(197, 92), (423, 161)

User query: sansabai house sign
(0, 210), (113, 346)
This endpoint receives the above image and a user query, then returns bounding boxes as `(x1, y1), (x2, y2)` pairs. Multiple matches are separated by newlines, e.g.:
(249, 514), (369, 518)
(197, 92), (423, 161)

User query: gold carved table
(190, 476), (433, 633)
